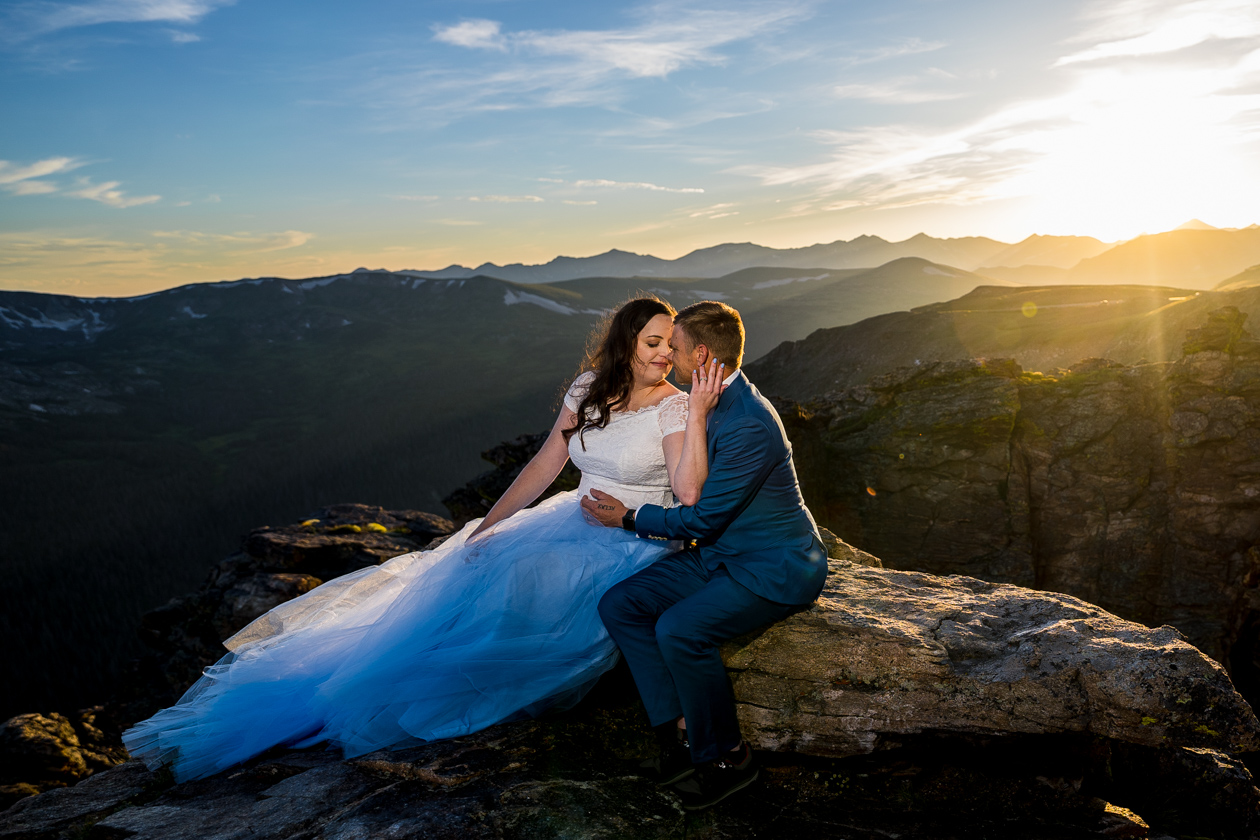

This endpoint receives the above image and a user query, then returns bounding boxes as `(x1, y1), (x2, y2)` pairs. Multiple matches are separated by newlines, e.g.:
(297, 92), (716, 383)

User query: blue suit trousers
(598, 550), (798, 763)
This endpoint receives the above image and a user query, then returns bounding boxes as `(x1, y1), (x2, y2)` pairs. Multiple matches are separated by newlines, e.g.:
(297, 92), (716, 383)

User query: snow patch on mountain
(208, 278), (266, 290)
(0, 307), (24, 329)
(299, 276), (341, 291)
(752, 273), (831, 290)
(503, 290), (577, 315)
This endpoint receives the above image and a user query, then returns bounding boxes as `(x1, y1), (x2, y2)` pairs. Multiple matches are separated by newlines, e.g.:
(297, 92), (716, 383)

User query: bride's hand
(690, 358), (725, 419)
(467, 521), (495, 545)
(464, 522), (497, 563)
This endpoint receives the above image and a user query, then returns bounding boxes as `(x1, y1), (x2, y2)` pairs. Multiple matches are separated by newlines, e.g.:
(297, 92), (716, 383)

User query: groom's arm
(636, 417), (778, 542)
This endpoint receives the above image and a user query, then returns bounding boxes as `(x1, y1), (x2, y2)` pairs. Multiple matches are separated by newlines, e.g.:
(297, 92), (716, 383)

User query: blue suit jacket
(635, 371), (828, 605)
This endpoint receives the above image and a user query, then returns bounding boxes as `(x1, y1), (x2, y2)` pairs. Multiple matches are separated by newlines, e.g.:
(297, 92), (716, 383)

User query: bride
(123, 297), (724, 782)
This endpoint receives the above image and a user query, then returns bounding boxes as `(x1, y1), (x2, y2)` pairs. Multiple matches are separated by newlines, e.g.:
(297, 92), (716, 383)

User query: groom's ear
(695, 344), (709, 365)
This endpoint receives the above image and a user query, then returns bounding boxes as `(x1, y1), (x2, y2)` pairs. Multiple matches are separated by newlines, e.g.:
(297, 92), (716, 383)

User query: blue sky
(2, 0), (1259, 295)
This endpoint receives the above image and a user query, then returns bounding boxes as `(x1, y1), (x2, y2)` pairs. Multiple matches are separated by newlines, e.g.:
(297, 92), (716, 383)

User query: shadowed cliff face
(776, 307), (1260, 700)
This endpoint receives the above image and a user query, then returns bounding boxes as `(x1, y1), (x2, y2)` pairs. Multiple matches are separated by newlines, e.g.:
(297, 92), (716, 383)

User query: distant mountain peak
(1175, 219), (1218, 231)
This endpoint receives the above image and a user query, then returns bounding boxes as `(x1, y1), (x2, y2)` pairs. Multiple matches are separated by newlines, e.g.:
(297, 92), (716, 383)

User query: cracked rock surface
(728, 560), (1260, 758)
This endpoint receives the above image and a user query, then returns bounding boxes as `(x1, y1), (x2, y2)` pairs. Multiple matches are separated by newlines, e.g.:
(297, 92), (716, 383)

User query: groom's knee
(597, 581), (630, 627)
(654, 609), (703, 661)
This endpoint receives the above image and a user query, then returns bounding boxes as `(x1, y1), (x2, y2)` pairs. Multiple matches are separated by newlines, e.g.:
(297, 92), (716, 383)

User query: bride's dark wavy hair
(564, 296), (676, 450)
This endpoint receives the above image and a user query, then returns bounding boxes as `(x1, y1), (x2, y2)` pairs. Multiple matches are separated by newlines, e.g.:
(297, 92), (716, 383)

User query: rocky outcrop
(776, 308), (1260, 707)
(4, 554), (1259, 838)
(0, 504), (454, 808)
(0, 709), (127, 811)
(133, 503), (453, 704)
(732, 561), (1260, 757)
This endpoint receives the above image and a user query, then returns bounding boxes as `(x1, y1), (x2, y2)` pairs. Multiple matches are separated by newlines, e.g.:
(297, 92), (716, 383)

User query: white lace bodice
(564, 371), (689, 509)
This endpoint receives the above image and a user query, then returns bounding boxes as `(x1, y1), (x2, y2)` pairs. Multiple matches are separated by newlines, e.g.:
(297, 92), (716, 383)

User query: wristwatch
(622, 508), (636, 532)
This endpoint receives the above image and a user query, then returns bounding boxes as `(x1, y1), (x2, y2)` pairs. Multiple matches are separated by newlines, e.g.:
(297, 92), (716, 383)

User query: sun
(997, 63), (1260, 240)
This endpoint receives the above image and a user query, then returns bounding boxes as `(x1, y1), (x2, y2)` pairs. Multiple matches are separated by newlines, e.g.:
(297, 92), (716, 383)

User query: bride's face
(632, 314), (674, 386)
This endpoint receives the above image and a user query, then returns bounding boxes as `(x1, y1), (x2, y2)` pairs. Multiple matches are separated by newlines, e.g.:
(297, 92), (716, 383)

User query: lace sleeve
(564, 371), (597, 413)
(657, 393), (689, 437)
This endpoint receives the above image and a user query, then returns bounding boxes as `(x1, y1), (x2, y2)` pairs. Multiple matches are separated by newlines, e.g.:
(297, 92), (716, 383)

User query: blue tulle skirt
(123, 491), (675, 781)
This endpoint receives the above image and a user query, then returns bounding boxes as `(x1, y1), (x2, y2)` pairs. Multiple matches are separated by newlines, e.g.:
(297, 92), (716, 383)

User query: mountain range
(979, 227), (1260, 290)
(401, 224), (1260, 289)
(404, 232), (1107, 284)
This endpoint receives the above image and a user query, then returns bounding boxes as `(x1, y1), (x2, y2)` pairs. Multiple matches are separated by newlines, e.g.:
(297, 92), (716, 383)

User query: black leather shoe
(641, 723), (694, 785)
(673, 742), (758, 811)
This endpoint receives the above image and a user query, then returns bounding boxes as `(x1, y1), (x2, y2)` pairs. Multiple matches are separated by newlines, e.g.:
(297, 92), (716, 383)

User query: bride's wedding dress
(124, 374), (689, 781)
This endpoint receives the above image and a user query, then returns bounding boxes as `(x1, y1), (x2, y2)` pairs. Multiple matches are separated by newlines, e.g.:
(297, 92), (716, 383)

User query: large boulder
(729, 560), (1260, 757)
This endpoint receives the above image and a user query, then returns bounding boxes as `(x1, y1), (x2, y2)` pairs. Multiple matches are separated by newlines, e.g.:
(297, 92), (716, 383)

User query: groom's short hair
(675, 301), (744, 369)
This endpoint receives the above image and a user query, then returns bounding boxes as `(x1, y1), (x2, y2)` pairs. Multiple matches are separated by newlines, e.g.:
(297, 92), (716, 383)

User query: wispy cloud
(467, 194), (544, 203)
(365, 1), (812, 120)
(0, 228), (311, 294)
(65, 177), (160, 208)
(1057, 0), (1260, 65)
(573, 178), (704, 193)
(9, 179), (61, 195)
(432, 19), (506, 51)
(1, 157), (160, 207)
(562, 199), (598, 205)
(840, 37), (946, 68)
(689, 202), (738, 218)
(4, 0), (235, 40)
(833, 72), (964, 104)
(0, 232), (158, 275)
(0, 156), (83, 185)
(150, 229), (313, 252)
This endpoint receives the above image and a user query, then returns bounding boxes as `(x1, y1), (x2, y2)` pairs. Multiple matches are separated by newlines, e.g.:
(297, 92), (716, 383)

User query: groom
(582, 300), (828, 811)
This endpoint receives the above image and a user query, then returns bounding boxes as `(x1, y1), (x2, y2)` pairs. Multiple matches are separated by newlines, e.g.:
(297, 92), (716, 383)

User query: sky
(2, 0), (1259, 297)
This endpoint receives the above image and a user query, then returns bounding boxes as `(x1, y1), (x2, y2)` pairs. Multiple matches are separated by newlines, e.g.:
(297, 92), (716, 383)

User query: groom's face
(667, 325), (707, 386)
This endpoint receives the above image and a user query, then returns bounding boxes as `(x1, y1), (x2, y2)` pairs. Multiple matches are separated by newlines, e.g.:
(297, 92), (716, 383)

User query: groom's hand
(580, 489), (628, 528)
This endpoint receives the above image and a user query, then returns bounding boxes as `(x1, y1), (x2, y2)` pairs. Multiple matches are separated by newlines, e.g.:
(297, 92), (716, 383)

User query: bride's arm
(468, 405), (577, 540)
(665, 358), (725, 506)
